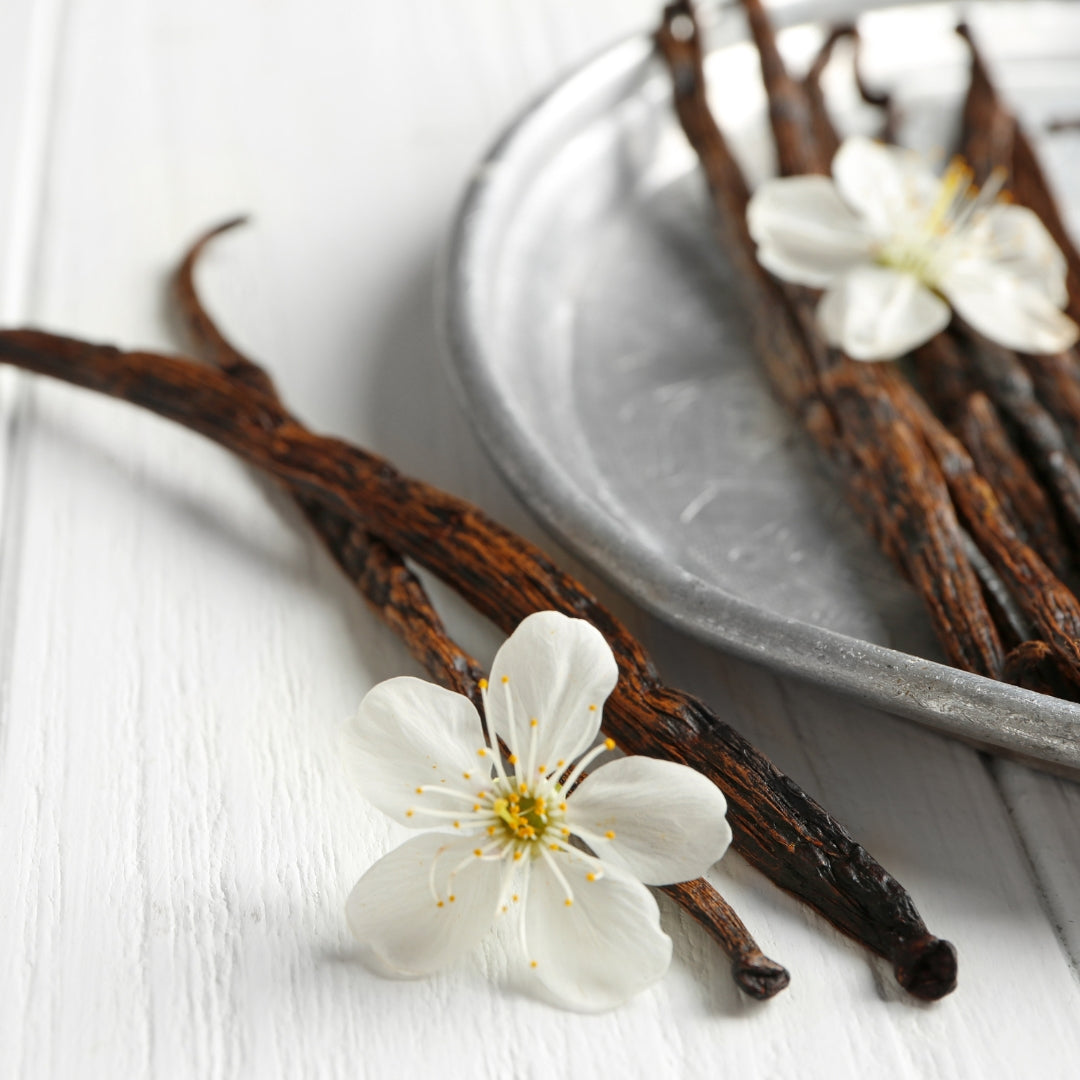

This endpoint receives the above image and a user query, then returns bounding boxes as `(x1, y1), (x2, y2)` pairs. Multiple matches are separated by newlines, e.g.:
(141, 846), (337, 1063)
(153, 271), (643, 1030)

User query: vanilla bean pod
(737, 0), (1080, 691)
(681, 0), (1001, 676)
(0, 326), (957, 998)
(173, 223), (789, 999)
(880, 367), (1080, 690)
(1023, 351), (1080, 463)
(954, 391), (1070, 577)
(961, 329), (1080, 554)
(799, 20), (1076, 598)
(1004, 640), (1080, 702)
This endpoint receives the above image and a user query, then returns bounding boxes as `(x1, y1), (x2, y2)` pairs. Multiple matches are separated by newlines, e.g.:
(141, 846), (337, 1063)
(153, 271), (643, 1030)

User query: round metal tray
(442, 0), (1080, 776)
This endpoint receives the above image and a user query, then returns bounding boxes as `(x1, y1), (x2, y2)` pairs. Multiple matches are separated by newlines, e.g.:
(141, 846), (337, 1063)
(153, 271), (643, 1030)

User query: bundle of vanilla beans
(658, 0), (1080, 700)
(15, 0), (1064, 1005)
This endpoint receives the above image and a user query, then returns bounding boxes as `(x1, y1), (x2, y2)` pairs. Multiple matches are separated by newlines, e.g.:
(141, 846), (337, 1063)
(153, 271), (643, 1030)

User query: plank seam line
(985, 757), (1080, 988)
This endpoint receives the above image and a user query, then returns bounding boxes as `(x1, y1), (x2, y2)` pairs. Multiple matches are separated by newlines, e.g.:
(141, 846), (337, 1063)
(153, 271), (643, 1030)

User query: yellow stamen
(530, 718), (538, 728)
(604, 738), (615, 750)
(474, 849), (483, 857)
(605, 830), (616, 839)
(478, 678), (488, 690)
(501, 675), (510, 684)
(586, 872), (597, 882)
(449, 895), (456, 903)
(507, 754), (518, 765)
(564, 899), (573, 907)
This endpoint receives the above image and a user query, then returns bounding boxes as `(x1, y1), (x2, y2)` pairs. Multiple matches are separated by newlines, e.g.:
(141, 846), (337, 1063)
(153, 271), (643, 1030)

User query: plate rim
(440, 0), (1080, 776)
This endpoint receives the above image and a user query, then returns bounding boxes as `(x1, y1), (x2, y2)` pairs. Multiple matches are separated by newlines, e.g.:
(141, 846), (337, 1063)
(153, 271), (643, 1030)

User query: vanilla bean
(172, 222), (788, 998)
(1023, 350), (1080, 463)
(961, 330), (1080, 553)
(0, 326), (956, 999)
(881, 367), (1080, 683)
(910, 337), (1072, 578)
(1004, 640), (1080, 702)
(954, 391), (1070, 578)
(801, 26), (850, 162)
(665, 1), (1002, 677)
(740, 0), (823, 176)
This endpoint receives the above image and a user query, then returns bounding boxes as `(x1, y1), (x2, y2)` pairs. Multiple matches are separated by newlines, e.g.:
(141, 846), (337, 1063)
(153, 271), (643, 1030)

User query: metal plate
(442, 0), (1080, 775)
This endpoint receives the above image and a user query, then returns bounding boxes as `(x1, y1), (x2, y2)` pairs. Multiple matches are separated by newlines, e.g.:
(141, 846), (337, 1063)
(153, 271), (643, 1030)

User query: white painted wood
(1, 1), (1079, 1077)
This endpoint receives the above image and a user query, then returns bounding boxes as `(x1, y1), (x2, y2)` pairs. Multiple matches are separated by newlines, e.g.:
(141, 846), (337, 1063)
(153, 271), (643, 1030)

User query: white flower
(747, 135), (1079, 361)
(342, 610), (732, 1012)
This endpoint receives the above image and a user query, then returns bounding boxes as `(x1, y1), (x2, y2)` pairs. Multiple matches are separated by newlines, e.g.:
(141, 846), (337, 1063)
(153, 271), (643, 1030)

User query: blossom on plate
(342, 610), (732, 1011)
(746, 135), (1078, 361)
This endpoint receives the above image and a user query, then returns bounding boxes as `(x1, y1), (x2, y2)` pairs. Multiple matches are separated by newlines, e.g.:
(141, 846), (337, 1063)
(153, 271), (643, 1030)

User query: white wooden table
(2, 1), (1079, 1076)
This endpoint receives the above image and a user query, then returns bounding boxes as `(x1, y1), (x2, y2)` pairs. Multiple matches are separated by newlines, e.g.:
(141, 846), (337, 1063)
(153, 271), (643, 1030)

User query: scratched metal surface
(444, 0), (1080, 774)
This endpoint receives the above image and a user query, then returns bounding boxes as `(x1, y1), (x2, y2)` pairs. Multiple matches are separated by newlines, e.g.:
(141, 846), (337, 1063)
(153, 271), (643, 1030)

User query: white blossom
(342, 610), (732, 1011)
(747, 135), (1078, 361)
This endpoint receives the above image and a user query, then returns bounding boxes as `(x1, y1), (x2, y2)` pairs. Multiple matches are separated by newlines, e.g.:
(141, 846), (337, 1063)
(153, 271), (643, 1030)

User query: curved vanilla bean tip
(892, 935), (958, 1001)
(191, 214), (251, 246)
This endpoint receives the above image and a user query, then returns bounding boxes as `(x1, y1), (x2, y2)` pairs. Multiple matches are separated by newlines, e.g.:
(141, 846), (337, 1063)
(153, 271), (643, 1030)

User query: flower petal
(346, 832), (503, 976)
(747, 175), (873, 288)
(941, 260), (1079, 356)
(524, 849), (671, 1011)
(344, 676), (490, 827)
(567, 757), (731, 885)
(487, 611), (617, 773)
(818, 265), (951, 361)
(832, 135), (938, 235)
(967, 204), (1069, 307)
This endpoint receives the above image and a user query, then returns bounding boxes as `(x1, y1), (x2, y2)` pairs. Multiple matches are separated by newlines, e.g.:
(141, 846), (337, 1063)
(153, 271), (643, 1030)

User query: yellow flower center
(491, 780), (564, 851)
(875, 157), (1007, 289)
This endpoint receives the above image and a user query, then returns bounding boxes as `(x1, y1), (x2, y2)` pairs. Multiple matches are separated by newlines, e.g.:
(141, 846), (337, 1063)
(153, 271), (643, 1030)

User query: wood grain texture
(1, 1), (1080, 1076)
